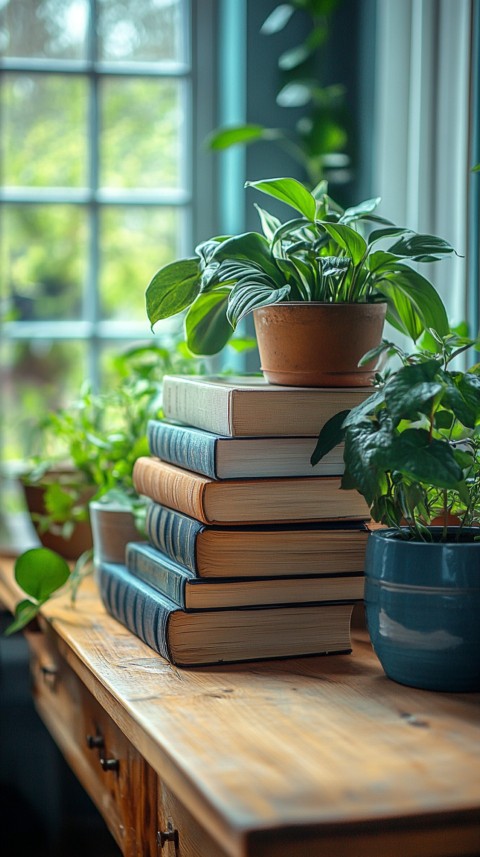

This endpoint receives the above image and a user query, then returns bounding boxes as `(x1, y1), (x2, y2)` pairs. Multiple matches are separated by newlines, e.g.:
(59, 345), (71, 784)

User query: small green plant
(311, 331), (480, 541)
(22, 341), (206, 537)
(5, 547), (93, 636)
(146, 175), (456, 355)
(208, 0), (350, 188)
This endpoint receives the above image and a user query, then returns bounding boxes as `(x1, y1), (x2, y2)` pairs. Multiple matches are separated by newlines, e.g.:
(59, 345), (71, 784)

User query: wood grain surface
(1, 558), (479, 857)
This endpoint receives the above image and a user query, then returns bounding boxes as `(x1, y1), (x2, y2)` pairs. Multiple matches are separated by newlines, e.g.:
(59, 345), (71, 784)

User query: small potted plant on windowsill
(311, 331), (480, 692)
(146, 176), (456, 386)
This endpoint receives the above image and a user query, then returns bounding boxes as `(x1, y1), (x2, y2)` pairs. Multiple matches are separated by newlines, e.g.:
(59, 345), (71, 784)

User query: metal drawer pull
(157, 823), (178, 848)
(99, 757), (119, 772)
(40, 665), (58, 689)
(86, 733), (105, 750)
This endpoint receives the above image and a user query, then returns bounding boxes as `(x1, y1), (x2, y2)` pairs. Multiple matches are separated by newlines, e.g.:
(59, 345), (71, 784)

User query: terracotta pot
(89, 501), (140, 565)
(253, 302), (387, 387)
(21, 470), (94, 560)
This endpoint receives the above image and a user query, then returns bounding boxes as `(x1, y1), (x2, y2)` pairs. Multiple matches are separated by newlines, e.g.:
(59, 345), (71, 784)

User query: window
(0, 0), (217, 465)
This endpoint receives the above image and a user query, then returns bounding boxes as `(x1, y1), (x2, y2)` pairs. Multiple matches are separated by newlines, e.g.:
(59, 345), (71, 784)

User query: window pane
(1, 339), (88, 462)
(97, 0), (186, 63)
(0, 0), (89, 60)
(100, 206), (182, 320)
(1, 74), (88, 188)
(1, 205), (87, 321)
(100, 77), (184, 189)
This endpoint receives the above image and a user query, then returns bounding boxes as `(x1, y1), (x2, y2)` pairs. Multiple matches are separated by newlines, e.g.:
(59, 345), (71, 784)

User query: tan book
(146, 502), (369, 578)
(126, 542), (365, 609)
(133, 457), (370, 525)
(99, 560), (356, 666)
(161, 374), (373, 437)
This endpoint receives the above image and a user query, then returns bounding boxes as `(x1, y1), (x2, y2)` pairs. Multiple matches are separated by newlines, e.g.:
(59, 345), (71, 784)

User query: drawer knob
(100, 757), (119, 772)
(157, 824), (178, 848)
(86, 734), (105, 750)
(40, 665), (58, 689)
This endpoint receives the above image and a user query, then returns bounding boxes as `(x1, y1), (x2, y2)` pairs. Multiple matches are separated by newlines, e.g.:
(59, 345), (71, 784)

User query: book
(133, 457), (370, 525)
(146, 502), (369, 578)
(126, 541), (365, 610)
(147, 419), (345, 479)
(161, 374), (373, 437)
(98, 560), (355, 666)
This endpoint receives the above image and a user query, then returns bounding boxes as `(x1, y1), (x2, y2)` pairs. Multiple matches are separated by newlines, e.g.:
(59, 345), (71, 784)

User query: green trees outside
(1, 0), (188, 464)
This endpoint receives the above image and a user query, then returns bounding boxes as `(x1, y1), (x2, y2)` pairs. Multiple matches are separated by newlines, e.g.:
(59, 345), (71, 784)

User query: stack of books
(98, 375), (372, 667)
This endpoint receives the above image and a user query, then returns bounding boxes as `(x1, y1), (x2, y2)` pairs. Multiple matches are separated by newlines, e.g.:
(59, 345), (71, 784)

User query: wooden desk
(1, 558), (479, 857)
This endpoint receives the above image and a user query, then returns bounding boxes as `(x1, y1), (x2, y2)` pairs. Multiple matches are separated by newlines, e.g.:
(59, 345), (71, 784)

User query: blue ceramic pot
(364, 528), (480, 692)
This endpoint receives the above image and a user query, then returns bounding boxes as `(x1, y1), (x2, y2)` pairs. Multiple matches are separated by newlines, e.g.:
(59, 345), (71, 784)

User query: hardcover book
(98, 560), (355, 666)
(147, 419), (344, 479)
(126, 541), (365, 610)
(133, 457), (370, 525)
(146, 502), (369, 578)
(161, 374), (373, 437)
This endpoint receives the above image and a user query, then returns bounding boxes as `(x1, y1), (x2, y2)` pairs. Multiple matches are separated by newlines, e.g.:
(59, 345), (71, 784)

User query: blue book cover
(147, 419), (345, 479)
(126, 541), (365, 611)
(98, 561), (355, 667)
(145, 501), (369, 579)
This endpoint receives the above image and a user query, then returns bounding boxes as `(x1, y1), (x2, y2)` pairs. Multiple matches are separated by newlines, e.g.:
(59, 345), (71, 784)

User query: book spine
(133, 457), (209, 523)
(97, 562), (173, 662)
(162, 377), (230, 434)
(147, 420), (218, 478)
(146, 503), (203, 573)
(126, 543), (189, 608)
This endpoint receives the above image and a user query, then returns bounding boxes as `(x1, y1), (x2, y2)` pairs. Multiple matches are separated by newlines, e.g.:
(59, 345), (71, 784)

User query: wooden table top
(1, 557), (479, 857)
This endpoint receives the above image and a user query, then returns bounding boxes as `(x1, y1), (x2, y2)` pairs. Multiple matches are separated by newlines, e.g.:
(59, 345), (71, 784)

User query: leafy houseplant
(21, 341), (203, 556)
(208, 0), (351, 188)
(146, 176), (455, 384)
(311, 332), (480, 691)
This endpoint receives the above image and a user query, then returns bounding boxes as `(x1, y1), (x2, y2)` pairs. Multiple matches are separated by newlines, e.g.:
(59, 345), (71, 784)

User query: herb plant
(146, 176), (455, 355)
(311, 332), (480, 541)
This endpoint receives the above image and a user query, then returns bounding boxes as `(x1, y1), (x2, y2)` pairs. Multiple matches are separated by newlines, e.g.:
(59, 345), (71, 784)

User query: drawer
(158, 781), (231, 857)
(28, 628), (158, 857)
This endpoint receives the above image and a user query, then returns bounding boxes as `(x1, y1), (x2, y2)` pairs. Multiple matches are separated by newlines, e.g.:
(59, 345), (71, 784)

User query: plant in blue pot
(311, 330), (480, 692)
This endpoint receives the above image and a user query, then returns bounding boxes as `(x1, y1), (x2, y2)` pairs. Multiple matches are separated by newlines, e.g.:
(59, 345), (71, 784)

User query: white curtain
(373, 0), (473, 330)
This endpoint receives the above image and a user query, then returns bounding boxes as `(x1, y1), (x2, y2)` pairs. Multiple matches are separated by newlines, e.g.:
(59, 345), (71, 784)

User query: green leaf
(245, 177), (317, 221)
(279, 42), (312, 70)
(343, 422), (391, 505)
(342, 389), (386, 427)
(311, 410), (349, 465)
(387, 233), (456, 259)
(368, 227), (412, 245)
(384, 361), (443, 423)
(260, 4), (295, 34)
(276, 81), (314, 107)
(389, 432), (463, 489)
(319, 222), (367, 266)
(185, 289), (232, 355)
(254, 204), (282, 241)
(226, 281), (291, 327)
(378, 267), (450, 340)
(146, 258), (202, 328)
(442, 373), (480, 427)
(206, 124), (278, 150)
(5, 599), (41, 636)
(15, 548), (70, 602)
(340, 198), (381, 224)
(212, 232), (282, 283)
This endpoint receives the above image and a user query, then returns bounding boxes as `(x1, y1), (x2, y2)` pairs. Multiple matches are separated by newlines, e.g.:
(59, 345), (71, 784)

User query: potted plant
(19, 341), (203, 560)
(311, 331), (480, 691)
(146, 176), (456, 386)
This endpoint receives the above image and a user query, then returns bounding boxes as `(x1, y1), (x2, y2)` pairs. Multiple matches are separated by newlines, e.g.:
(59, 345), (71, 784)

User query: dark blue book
(97, 561), (355, 667)
(126, 541), (364, 611)
(147, 419), (344, 479)
(146, 502), (368, 579)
